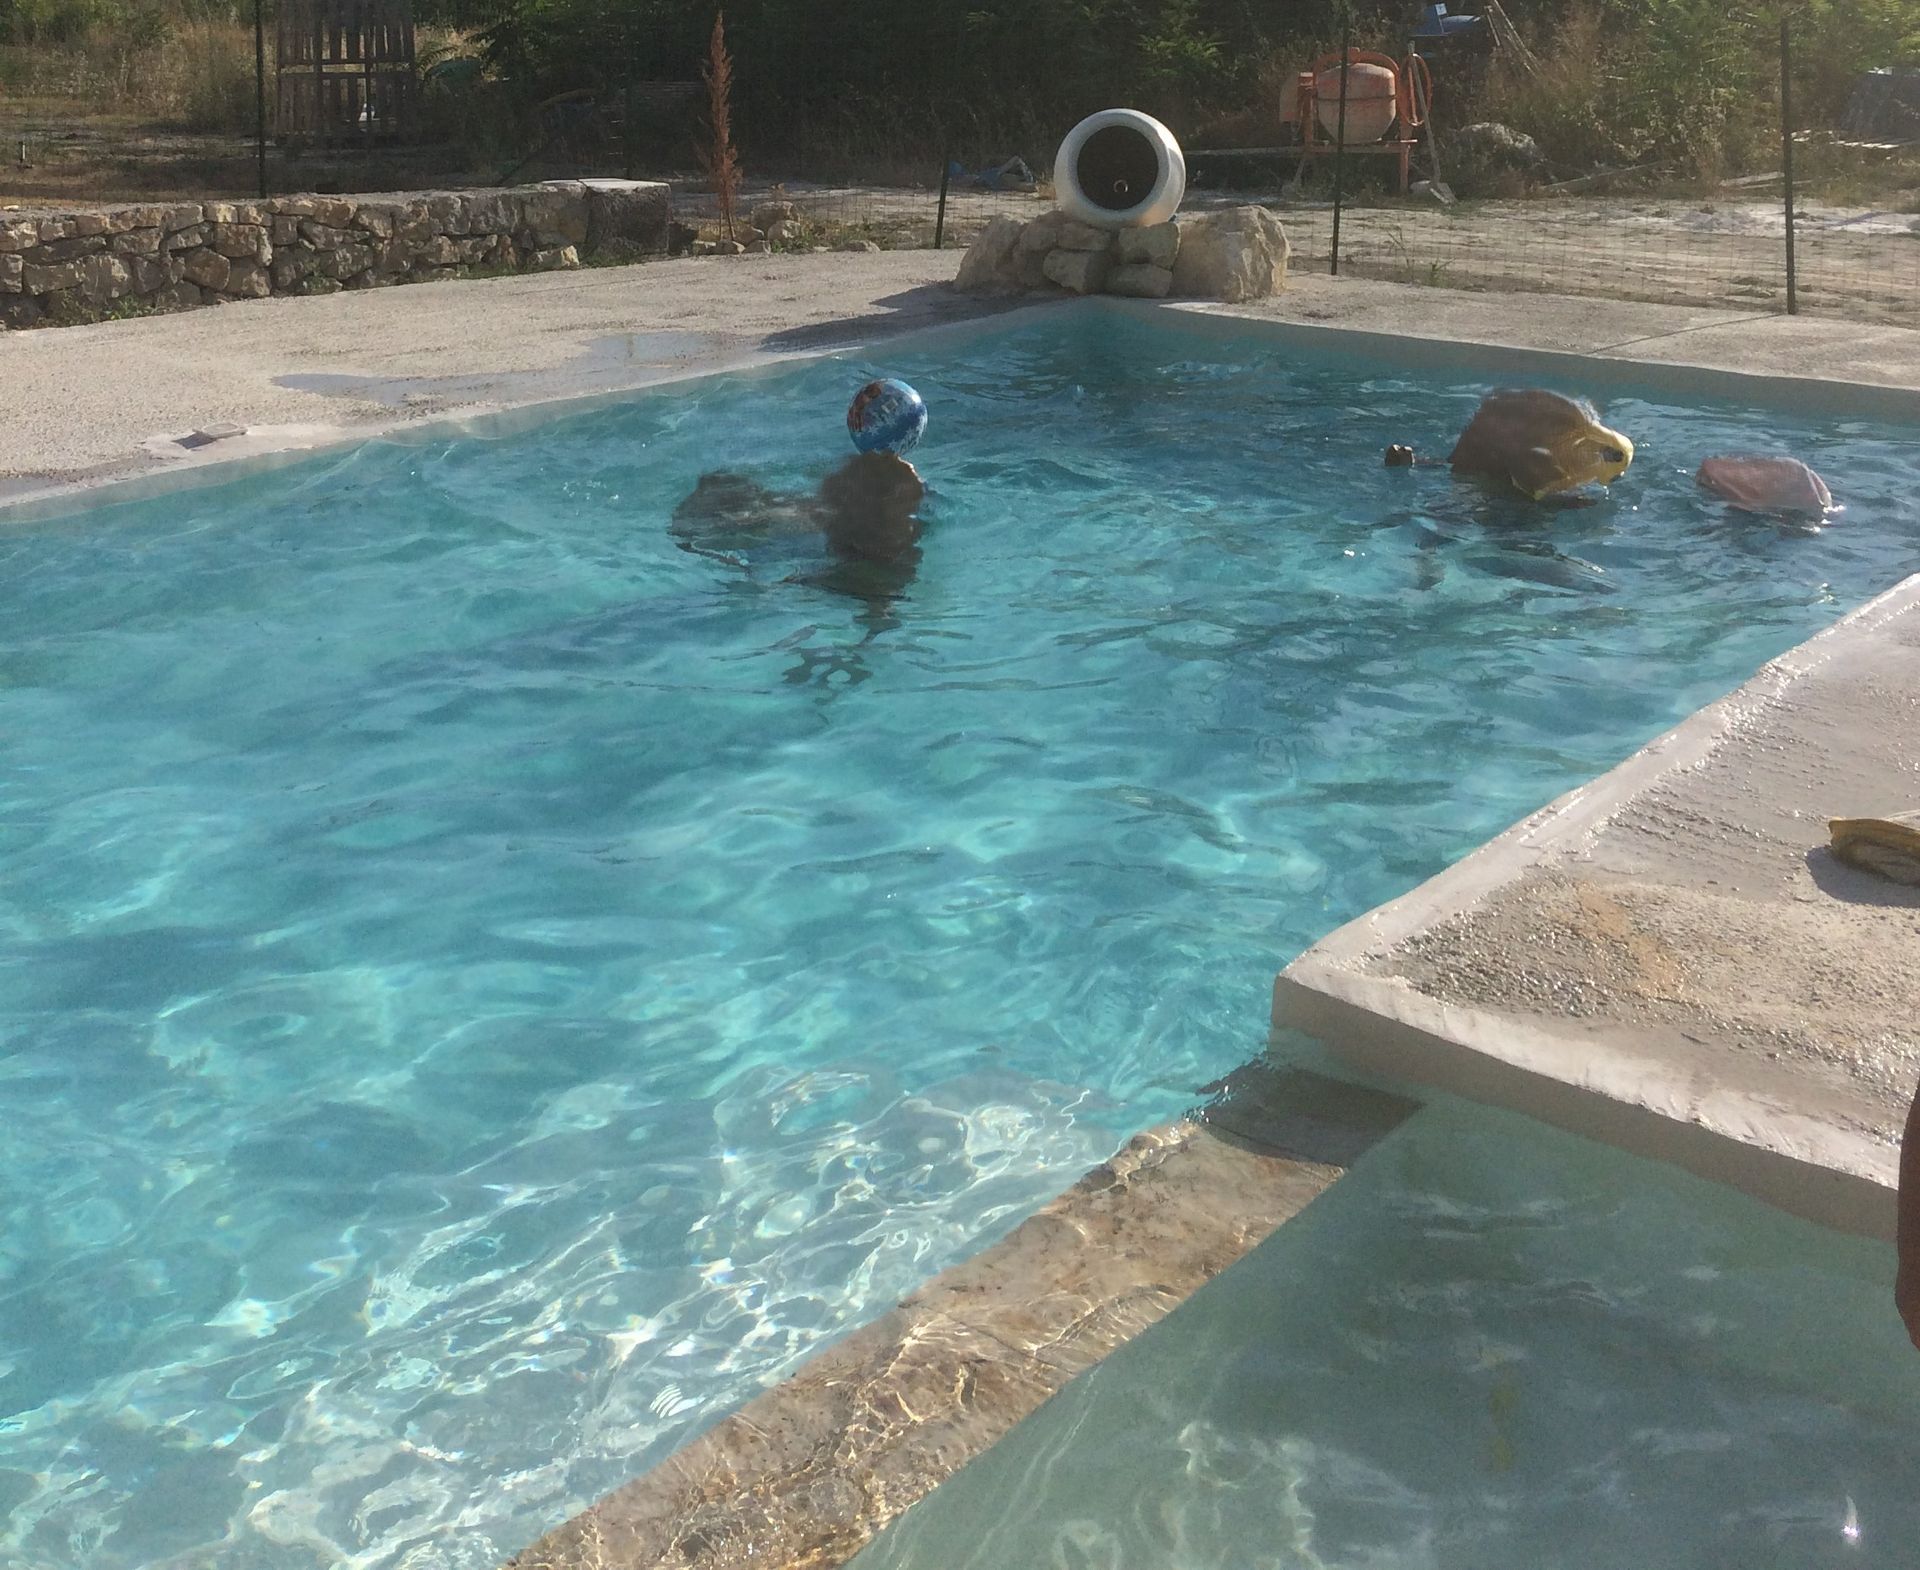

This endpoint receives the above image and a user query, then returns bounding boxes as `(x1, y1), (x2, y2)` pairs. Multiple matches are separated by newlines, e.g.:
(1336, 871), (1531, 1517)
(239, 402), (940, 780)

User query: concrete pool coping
(1278, 570), (1920, 1242)
(7, 257), (1917, 1567)
(10, 254), (1920, 518)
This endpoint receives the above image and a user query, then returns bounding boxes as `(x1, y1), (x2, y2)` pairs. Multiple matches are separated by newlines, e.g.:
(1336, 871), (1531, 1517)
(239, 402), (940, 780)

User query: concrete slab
(0, 252), (978, 510)
(1277, 574), (1920, 1241)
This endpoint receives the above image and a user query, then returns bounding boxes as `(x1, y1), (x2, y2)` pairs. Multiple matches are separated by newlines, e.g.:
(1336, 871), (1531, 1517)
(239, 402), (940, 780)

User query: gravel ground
(664, 175), (1920, 326)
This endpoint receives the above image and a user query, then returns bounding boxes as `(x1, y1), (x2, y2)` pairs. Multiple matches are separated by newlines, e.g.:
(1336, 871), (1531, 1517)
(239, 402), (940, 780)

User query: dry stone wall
(0, 179), (668, 329)
(955, 206), (1290, 304)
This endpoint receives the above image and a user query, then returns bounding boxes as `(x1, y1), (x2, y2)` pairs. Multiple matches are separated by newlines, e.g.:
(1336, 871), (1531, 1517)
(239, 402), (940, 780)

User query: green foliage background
(0, 0), (1915, 173)
(439, 0), (1920, 171)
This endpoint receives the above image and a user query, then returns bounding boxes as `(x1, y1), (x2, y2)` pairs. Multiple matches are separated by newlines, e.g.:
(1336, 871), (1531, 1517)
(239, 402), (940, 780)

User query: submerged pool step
(502, 1069), (1416, 1570)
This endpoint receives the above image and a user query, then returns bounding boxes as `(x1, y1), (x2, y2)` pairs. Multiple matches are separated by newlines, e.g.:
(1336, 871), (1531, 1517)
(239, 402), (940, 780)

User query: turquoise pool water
(1, 308), (1915, 1569)
(850, 1096), (1920, 1570)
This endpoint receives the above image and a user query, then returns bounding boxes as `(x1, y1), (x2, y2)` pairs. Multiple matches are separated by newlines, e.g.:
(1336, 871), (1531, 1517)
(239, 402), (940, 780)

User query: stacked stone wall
(954, 206), (1290, 304)
(0, 180), (669, 328)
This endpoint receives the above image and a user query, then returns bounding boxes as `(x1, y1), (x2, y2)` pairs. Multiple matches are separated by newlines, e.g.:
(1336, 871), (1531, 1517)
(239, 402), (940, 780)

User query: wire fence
(4, 17), (1917, 329)
(660, 14), (1920, 331)
(1283, 195), (1920, 328)
(665, 172), (1920, 331)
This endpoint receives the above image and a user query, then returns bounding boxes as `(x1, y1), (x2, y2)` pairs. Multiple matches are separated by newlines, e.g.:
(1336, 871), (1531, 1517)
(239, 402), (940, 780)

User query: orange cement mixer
(1289, 48), (1432, 190)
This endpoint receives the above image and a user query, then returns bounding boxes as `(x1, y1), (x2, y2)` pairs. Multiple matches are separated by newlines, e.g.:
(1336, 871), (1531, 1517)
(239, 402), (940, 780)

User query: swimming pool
(2, 306), (1916, 1569)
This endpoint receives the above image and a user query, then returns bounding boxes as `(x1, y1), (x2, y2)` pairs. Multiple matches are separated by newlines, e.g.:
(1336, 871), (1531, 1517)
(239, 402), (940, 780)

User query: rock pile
(955, 205), (1289, 303)
(0, 179), (668, 329)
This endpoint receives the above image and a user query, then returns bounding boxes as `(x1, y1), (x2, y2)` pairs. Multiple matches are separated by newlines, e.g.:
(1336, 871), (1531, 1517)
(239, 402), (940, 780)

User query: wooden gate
(276, 0), (418, 145)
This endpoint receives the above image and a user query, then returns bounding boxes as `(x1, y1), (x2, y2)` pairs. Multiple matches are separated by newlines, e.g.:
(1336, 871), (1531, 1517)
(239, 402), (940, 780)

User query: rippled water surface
(851, 1100), (1920, 1570)
(2, 309), (1916, 1569)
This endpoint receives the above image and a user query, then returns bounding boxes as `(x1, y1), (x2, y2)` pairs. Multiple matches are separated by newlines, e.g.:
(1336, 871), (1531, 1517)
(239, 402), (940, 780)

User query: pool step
(502, 1068), (1415, 1570)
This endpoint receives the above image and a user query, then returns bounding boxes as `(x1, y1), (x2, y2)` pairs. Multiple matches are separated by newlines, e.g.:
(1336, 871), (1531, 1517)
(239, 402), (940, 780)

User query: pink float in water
(1695, 455), (1837, 516)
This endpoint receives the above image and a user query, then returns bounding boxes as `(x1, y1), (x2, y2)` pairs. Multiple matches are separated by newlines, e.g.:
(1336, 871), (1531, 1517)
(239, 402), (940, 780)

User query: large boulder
(954, 214), (1025, 293)
(750, 199), (799, 231)
(1051, 218), (1114, 252)
(79, 252), (133, 302)
(1447, 122), (1544, 195)
(1169, 206), (1289, 302)
(1042, 245), (1111, 294)
(209, 222), (270, 262)
(1451, 122), (1544, 167)
(1106, 262), (1173, 298)
(224, 262), (271, 297)
(1115, 221), (1179, 269)
(1015, 210), (1069, 254)
(522, 183), (590, 248)
(580, 179), (670, 255)
(22, 255), (85, 293)
(181, 247), (232, 291)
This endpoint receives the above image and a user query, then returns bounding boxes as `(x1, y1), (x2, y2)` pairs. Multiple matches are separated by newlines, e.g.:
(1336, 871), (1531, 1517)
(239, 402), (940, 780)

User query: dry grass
(1792, 136), (1920, 210)
(1, 21), (253, 131)
(1, 20), (465, 136)
(147, 20), (258, 131)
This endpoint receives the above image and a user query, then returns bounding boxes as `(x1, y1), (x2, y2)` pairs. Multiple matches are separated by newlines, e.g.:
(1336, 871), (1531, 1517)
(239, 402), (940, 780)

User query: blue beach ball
(847, 378), (928, 455)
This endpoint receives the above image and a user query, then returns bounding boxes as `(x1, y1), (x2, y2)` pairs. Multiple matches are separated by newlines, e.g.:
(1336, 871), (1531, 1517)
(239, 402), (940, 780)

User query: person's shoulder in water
(670, 471), (819, 558)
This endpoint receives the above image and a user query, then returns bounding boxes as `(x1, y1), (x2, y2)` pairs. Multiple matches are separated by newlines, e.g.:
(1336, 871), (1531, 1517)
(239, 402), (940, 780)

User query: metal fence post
(1330, 10), (1352, 277)
(934, 156), (951, 249)
(254, 0), (268, 198)
(1780, 16), (1798, 315)
(624, 6), (637, 180)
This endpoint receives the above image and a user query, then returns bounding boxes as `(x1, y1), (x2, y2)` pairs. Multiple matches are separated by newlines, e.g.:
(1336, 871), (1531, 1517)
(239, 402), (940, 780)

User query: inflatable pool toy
(1448, 389), (1634, 499)
(848, 378), (928, 456)
(1696, 456), (1835, 516)
(1054, 109), (1187, 229)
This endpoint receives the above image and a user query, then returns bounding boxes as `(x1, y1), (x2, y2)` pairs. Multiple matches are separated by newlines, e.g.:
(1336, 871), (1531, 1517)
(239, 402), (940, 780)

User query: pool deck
(1278, 573), (1920, 1240)
(10, 253), (1919, 1568)
(10, 250), (1920, 508)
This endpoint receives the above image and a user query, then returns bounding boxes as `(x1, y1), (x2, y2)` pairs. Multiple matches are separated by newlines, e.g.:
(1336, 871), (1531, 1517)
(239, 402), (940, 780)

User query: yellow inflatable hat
(1448, 389), (1635, 500)
(1829, 812), (1920, 887)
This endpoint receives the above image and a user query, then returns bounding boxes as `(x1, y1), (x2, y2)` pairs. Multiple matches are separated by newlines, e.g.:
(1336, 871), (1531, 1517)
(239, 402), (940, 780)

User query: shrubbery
(446, 0), (1918, 178)
(1, 0), (1914, 181)
(1479, 0), (1920, 178)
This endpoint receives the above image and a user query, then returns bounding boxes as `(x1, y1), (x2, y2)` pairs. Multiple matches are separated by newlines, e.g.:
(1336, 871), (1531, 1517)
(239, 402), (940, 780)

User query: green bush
(1476, 0), (1920, 180)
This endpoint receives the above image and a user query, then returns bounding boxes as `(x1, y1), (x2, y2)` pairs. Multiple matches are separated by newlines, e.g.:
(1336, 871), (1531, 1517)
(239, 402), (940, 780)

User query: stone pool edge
(1277, 569), (1920, 1242)
(503, 1069), (1415, 1570)
(0, 294), (1058, 527)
